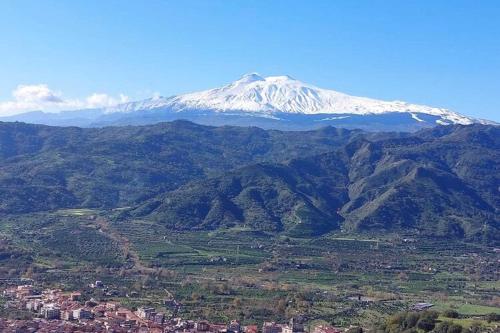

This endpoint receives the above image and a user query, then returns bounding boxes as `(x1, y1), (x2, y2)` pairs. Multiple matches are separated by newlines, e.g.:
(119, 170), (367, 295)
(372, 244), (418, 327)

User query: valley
(0, 207), (498, 330)
(0, 120), (498, 332)
(2, 2), (499, 332)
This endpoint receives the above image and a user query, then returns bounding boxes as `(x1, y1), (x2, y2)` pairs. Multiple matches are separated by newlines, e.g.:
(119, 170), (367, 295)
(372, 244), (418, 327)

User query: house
(26, 300), (42, 312)
(137, 306), (156, 319)
(263, 322), (283, 333)
(153, 313), (165, 324)
(289, 317), (305, 333)
(15, 285), (35, 299)
(411, 302), (434, 311)
(313, 325), (343, 333)
(41, 304), (61, 319)
(228, 320), (241, 333)
(210, 323), (228, 333)
(245, 325), (259, 333)
(70, 292), (81, 301)
(196, 320), (210, 331)
(61, 310), (74, 321)
(73, 308), (93, 320)
(105, 302), (119, 311)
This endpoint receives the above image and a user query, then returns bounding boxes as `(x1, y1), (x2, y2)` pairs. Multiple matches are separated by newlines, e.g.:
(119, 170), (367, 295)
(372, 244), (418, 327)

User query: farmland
(0, 209), (498, 328)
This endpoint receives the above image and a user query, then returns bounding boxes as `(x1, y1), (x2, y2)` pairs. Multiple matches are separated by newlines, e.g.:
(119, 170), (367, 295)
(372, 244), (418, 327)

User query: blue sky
(0, 0), (499, 121)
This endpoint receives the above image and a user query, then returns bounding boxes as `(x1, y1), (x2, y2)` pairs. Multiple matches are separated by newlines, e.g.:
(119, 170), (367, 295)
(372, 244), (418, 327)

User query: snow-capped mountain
(1, 74), (492, 131)
(104, 73), (477, 125)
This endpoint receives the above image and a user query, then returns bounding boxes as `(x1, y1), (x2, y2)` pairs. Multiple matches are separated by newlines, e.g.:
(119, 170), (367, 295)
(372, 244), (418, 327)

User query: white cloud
(0, 84), (130, 116)
(86, 93), (130, 108)
(13, 84), (64, 104)
(151, 91), (162, 100)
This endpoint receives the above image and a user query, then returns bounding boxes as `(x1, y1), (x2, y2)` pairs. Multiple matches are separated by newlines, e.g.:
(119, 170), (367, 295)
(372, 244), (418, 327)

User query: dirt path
(95, 217), (153, 273)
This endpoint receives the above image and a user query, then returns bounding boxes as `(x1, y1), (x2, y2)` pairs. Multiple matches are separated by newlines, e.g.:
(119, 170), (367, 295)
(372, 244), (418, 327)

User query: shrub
(404, 312), (420, 328)
(346, 327), (363, 333)
(416, 318), (435, 332)
(486, 313), (500, 323)
(384, 311), (439, 333)
(443, 309), (459, 318)
(434, 322), (464, 333)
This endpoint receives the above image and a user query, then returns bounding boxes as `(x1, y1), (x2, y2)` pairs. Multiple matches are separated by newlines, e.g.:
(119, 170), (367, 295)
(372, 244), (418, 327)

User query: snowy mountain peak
(265, 75), (295, 81)
(236, 73), (265, 83)
(2, 73), (494, 131)
(103, 74), (487, 126)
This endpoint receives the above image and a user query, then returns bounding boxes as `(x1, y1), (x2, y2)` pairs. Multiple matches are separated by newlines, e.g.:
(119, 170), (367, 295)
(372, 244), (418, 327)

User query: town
(0, 283), (344, 333)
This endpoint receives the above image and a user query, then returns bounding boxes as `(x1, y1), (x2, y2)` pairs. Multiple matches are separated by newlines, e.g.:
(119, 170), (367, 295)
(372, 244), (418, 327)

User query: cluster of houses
(3, 284), (103, 321)
(1, 284), (344, 333)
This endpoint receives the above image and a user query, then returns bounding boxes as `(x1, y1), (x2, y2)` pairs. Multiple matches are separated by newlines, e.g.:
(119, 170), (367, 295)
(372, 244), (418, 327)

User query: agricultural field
(0, 211), (498, 328)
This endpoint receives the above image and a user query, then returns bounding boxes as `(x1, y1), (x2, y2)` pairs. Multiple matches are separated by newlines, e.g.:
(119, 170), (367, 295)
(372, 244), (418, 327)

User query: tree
(443, 309), (459, 318)
(232, 297), (242, 308)
(23, 266), (34, 279)
(275, 298), (287, 316)
(404, 313), (419, 329)
(486, 313), (500, 323)
(447, 323), (463, 333)
(191, 292), (201, 302)
(434, 322), (463, 333)
(468, 321), (483, 333)
(384, 311), (438, 333)
(416, 318), (435, 332)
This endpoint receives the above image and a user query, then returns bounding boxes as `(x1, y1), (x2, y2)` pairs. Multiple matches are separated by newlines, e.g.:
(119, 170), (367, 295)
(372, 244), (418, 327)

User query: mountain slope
(129, 156), (349, 237)
(0, 120), (497, 241)
(129, 124), (499, 241)
(2, 74), (492, 131)
(0, 121), (362, 214)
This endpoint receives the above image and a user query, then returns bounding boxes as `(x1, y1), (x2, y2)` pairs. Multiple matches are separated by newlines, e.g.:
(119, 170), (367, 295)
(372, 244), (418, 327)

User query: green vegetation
(0, 121), (497, 241)
(381, 311), (439, 332)
(130, 124), (499, 242)
(0, 121), (498, 327)
(0, 121), (359, 214)
(1, 210), (498, 327)
(433, 303), (500, 316)
(380, 310), (499, 333)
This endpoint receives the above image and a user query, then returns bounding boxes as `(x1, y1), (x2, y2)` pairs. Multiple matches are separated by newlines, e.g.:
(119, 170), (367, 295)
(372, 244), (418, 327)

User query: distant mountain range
(1, 74), (494, 131)
(0, 120), (498, 242)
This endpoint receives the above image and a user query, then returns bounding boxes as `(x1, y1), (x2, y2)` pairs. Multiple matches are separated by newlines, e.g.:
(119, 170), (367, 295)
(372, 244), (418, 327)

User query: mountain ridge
(0, 120), (363, 213)
(0, 120), (498, 242)
(127, 123), (499, 242)
(1, 74), (494, 131)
